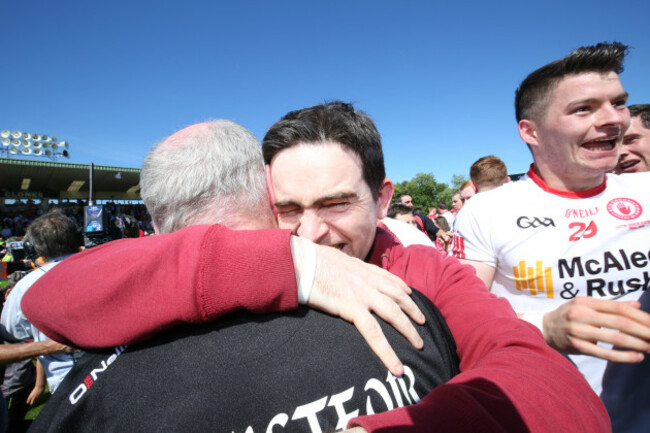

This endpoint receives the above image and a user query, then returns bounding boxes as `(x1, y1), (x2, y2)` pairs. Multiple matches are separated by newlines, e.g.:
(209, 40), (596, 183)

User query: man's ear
(265, 164), (278, 218)
(518, 119), (540, 148)
(377, 178), (394, 219)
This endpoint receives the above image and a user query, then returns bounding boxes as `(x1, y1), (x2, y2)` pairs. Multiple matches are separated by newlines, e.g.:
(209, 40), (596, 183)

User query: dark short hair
(262, 101), (385, 200)
(629, 104), (650, 129)
(394, 193), (412, 204)
(436, 201), (448, 210)
(25, 209), (81, 260)
(387, 203), (413, 219)
(515, 42), (628, 122)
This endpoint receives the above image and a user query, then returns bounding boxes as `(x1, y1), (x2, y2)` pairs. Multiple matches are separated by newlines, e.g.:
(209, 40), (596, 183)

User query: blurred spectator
(0, 210), (84, 395)
(393, 194), (443, 243)
(381, 204), (434, 247)
(459, 180), (476, 203)
(0, 271), (73, 433)
(387, 203), (418, 228)
(436, 201), (454, 228)
(434, 216), (451, 252)
(614, 104), (650, 174)
(451, 191), (463, 212)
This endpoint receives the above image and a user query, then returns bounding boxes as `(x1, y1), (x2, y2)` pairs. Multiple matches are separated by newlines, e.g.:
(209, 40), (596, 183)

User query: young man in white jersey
(452, 41), (650, 398)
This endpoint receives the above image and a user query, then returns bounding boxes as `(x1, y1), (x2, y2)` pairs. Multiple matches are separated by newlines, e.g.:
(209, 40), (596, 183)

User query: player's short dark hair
(515, 42), (628, 122)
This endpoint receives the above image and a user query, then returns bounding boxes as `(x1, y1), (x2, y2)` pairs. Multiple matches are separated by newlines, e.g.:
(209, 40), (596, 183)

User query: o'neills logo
(607, 198), (642, 221)
(69, 345), (127, 405)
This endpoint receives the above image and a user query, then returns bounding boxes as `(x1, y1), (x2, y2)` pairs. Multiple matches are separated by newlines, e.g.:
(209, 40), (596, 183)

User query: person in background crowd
(434, 216), (451, 252)
(451, 191), (463, 212)
(394, 193), (447, 245)
(614, 104), (650, 174)
(386, 203), (418, 228)
(452, 42), (650, 424)
(0, 210), (84, 395)
(25, 102), (608, 432)
(469, 155), (510, 192)
(380, 203), (434, 247)
(0, 272), (74, 433)
(459, 180), (476, 203)
(435, 201), (454, 228)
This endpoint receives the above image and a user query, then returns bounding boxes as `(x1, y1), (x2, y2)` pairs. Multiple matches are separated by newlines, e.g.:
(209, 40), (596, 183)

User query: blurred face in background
(615, 116), (650, 174)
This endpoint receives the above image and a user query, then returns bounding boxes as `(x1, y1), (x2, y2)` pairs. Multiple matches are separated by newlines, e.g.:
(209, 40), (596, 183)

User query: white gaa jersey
(452, 168), (650, 395)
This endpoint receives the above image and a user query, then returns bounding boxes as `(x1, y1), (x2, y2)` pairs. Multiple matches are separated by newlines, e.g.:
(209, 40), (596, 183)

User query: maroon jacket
(23, 225), (610, 432)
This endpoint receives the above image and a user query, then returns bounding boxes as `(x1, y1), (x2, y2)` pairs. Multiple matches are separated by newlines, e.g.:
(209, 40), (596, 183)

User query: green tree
(393, 173), (454, 211)
(450, 174), (467, 191)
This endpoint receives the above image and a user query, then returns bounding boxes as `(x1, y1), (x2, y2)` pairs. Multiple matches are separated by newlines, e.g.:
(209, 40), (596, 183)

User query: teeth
(589, 145), (613, 151)
(621, 161), (637, 169)
(584, 138), (614, 151)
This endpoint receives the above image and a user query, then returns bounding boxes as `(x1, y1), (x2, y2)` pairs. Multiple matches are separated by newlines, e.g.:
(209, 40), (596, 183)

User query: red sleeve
(22, 224), (298, 348)
(351, 243), (609, 432)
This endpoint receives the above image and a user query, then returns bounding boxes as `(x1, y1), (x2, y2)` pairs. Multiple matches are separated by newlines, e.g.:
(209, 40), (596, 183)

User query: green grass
(25, 391), (50, 420)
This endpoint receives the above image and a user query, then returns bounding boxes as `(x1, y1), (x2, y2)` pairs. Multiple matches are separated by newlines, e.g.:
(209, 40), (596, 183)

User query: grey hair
(140, 119), (269, 234)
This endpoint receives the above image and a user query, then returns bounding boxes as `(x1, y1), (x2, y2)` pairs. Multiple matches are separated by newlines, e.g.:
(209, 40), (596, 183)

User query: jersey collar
(527, 164), (607, 199)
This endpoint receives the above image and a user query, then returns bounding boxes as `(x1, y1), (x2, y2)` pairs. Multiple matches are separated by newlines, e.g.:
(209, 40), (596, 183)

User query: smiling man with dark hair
(453, 42), (650, 419)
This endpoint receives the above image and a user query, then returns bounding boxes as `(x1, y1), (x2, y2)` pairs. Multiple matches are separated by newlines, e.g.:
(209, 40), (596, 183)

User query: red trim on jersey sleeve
(527, 164), (606, 199)
(452, 234), (465, 259)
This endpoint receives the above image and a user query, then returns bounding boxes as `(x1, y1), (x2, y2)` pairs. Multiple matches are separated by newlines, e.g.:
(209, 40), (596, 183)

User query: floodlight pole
(89, 163), (95, 206)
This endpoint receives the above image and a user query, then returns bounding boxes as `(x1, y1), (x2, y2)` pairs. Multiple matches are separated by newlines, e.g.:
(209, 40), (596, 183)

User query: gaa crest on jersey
(606, 198), (642, 221)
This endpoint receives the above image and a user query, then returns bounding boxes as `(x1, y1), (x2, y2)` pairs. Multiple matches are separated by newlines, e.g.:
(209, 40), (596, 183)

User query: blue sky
(2, 0), (649, 185)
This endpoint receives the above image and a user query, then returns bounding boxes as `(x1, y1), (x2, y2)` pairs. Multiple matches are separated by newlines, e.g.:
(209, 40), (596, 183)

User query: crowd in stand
(0, 42), (648, 433)
(0, 201), (153, 242)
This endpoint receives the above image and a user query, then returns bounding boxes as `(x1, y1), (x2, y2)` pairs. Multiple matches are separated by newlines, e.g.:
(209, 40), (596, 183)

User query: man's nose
(296, 210), (328, 243)
(598, 104), (630, 133)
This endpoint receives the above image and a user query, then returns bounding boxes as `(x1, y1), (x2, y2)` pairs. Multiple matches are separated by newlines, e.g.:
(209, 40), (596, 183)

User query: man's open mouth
(582, 136), (617, 151)
(619, 159), (639, 171)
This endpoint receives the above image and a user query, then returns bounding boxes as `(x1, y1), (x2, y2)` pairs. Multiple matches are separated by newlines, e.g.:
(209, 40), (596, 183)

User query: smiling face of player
(268, 142), (393, 260)
(519, 71), (629, 191)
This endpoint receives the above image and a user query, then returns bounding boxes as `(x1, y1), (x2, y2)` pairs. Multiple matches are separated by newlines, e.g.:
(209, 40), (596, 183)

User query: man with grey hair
(28, 119), (460, 433)
(139, 120), (275, 233)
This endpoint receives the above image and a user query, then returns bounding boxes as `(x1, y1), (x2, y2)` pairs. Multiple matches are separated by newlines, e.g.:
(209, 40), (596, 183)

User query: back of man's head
(436, 201), (448, 211)
(140, 120), (271, 234)
(262, 101), (386, 200)
(470, 155), (509, 192)
(515, 41), (628, 123)
(387, 203), (413, 219)
(629, 104), (650, 128)
(25, 209), (81, 260)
